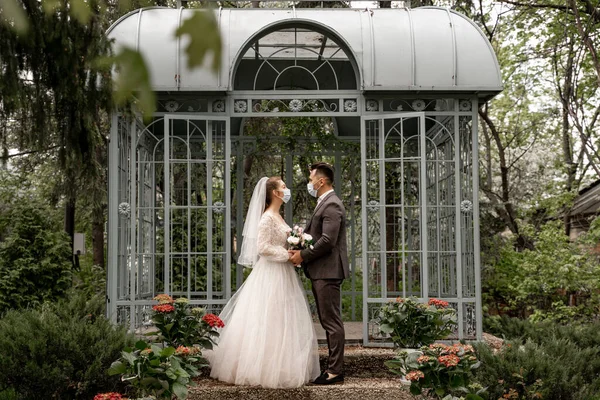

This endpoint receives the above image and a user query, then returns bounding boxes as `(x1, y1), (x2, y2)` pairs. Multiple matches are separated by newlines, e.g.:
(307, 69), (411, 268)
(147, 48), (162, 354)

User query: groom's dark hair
(310, 162), (334, 184)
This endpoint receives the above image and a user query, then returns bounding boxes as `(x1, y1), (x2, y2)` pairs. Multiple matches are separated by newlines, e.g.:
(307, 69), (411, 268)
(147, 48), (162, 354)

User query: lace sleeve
(257, 214), (290, 263)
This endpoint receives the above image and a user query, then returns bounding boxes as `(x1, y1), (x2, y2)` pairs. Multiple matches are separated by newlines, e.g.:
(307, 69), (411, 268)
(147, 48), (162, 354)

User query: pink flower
(438, 354), (460, 367)
(417, 355), (432, 364)
(405, 370), (425, 381)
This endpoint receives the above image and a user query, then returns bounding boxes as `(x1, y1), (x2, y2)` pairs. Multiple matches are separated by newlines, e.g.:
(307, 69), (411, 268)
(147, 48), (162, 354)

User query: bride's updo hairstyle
(265, 176), (282, 207)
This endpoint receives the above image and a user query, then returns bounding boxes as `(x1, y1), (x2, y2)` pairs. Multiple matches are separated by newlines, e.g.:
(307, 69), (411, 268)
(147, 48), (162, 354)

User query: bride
(207, 176), (320, 388)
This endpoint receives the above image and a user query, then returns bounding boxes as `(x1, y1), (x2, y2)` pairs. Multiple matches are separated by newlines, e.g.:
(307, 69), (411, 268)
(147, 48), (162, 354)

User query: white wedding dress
(207, 212), (320, 388)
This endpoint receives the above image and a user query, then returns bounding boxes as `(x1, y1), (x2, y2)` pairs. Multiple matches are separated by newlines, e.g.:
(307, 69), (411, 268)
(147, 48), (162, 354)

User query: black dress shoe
(312, 372), (345, 385)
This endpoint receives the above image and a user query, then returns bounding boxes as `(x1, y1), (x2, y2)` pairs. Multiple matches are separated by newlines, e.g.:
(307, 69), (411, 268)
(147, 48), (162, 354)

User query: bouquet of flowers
(287, 225), (314, 250)
(287, 225), (313, 276)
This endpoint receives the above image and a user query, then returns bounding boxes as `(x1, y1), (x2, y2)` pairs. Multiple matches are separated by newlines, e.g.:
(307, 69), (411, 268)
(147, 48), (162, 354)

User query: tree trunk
(65, 195), (76, 264)
(92, 212), (105, 267)
(559, 42), (576, 236)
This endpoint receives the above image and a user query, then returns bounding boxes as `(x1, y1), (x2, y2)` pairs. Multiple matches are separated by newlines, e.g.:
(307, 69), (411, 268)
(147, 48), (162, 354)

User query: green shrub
(482, 219), (600, 322)
(0, 201), (72, 314)
(0, 292), (134, 399)
(474, 320), (600, 400)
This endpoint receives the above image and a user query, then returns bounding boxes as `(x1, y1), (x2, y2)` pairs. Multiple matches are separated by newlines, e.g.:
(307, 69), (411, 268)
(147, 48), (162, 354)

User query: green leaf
(173, 382), (188, 399)
(379, 323), (394, 334)
(165, 322), (174, 332)
(101, 47), (156, 119)
(175, 11), (222, 72)
(409, 385), (422, 395)
(161, 346), (176, 358)
(1, 0), (29, 33)
(122, 350), (137, 365)
(166, 369), (177, 380)
(41, 0), (61, 14)
(135, 340), (148, 350)
(69, 0), (91, 24)
(108, 361), (127, 375)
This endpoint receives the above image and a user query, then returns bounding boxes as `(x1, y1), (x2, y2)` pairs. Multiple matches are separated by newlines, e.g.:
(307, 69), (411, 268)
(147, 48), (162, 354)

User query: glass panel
(191, 255), (208, 297)
(170, 208), (188, 253)
(212, 254), (225, 300)
(402, 252), (421, 297)
(190, 209), (207, 253)
(366, 252), (383, 298)
(170, 163), (189, 206)
(170, 254), (189, 294)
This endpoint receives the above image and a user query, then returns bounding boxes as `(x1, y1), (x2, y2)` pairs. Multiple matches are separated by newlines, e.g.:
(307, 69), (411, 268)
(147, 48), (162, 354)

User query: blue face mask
(279, 188), (291, 203)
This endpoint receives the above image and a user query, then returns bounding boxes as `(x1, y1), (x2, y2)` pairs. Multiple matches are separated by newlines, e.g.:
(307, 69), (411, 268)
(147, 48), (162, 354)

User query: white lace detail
(257, 213), (290, 263)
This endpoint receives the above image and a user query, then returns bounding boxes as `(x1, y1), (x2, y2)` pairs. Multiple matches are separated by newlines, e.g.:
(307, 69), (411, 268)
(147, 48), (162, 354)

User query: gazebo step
(188, 376), (419, 400)
(199, 346), (398, 379)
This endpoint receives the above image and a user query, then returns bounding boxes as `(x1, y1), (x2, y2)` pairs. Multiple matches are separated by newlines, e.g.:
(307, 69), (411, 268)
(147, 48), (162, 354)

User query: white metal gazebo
(106, 6), (502, 345)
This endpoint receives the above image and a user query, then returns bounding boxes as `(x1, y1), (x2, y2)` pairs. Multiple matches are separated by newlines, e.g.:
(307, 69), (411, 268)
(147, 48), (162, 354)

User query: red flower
(202, 313), (225, 328)
(428, 298), (449, 308)
(94, 393), (125, 400)
(152, 304), (175, 313)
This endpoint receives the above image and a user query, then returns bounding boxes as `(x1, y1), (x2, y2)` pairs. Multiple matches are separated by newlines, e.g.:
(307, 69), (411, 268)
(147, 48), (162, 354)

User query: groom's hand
(289, 250), (303, 266)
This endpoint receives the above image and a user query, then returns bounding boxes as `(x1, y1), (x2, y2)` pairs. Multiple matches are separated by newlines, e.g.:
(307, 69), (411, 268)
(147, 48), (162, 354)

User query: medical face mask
(307, 180), (321, 198)
(279, 188), (291, 203)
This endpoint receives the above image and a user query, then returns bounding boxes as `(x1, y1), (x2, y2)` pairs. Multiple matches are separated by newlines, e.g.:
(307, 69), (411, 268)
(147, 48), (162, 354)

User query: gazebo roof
(107, 6), (503, 96)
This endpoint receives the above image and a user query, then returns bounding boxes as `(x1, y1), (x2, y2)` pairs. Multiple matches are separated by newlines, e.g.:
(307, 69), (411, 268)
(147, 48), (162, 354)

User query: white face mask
(279, 188), (291, 203)
(307, 181), (320, 198)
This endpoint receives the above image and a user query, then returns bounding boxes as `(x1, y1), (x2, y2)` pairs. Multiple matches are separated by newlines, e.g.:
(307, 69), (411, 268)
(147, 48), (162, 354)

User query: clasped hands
(288, 250), (303, 266)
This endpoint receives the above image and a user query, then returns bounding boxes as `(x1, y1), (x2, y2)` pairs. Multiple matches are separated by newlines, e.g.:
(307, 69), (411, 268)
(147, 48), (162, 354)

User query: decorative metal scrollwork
(233, 100), (248, 113)
(289, 99), (303, 112)
(213, 201), (226, 214)
(212, 100), (225, 113)
(164, 100), (179, 112)
(118, 202), (131, 217)
(251, 98), (339, 113)
(460, 200), (473, 213)
(343, 99), (357, 112)
(411, 99), (426, 111)
(366, 99), (379, 112)
(367, 200), (379, 212)
(459, 100), (472, 111)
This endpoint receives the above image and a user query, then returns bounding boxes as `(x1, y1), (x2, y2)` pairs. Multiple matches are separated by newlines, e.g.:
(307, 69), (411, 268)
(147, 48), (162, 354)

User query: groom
(289, 162), (349, 385)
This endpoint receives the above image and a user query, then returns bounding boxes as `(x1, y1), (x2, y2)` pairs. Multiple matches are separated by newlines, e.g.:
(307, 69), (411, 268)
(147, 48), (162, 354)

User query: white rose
(288, 236), (300, 245)
(303, 234), (313, 242)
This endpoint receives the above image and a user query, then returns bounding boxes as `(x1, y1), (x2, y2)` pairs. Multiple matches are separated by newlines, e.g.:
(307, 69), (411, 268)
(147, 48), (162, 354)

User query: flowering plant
(108, 340), (201, 399)
(377, 297), (457, 348)
(287, 225), (314, 250)
(94, 393), (127, 400)
(385, 343), (484, 399)
(148, 294), (223, 350)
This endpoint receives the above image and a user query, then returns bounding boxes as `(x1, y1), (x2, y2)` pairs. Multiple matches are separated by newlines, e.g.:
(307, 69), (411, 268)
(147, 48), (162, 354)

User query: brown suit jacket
(300, 192), (350, 280)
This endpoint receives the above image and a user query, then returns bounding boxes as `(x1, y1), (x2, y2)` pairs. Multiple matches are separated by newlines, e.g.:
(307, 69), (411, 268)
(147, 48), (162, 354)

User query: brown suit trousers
(300, 193), (349, 374)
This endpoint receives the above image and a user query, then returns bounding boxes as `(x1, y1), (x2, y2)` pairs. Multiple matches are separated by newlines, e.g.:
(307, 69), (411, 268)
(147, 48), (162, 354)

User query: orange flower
(140, 348), (152, 356)
(417, 355), (432, 364)
(153, 294), (174, 304)
(438, 354), (460, 367)
(405, 370), (425, 381)
(152, 304), (175, 313)
(428, 298), (449, 308)
(94, 393), (126, 400)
